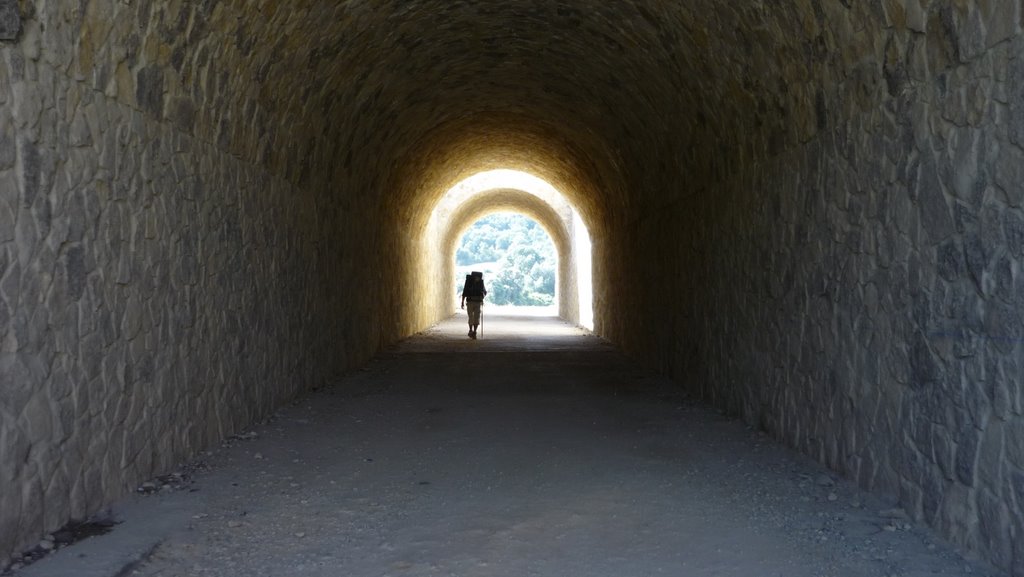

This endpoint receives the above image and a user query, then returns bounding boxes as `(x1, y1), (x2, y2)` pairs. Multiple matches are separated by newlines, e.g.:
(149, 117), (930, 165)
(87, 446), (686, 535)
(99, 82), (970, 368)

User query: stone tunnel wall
(612, 4), (1024, 572)
(0, 2), (370, 559)
(3, 0), (1024, 574)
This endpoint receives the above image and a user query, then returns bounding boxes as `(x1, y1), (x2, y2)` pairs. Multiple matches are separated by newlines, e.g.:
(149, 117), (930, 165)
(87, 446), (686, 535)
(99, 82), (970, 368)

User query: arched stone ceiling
(75, 0), (875, 230)
(244, 0), (835, 227)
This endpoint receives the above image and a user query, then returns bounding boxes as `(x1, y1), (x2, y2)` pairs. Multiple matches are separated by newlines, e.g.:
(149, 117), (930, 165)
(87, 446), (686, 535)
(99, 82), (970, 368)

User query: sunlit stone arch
(442, 189), (575, 320)
(416, 170), (593, 329)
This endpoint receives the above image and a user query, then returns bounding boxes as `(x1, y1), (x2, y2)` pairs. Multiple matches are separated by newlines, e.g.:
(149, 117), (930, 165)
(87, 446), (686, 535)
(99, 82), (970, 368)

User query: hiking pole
(479, 307), (483, 339)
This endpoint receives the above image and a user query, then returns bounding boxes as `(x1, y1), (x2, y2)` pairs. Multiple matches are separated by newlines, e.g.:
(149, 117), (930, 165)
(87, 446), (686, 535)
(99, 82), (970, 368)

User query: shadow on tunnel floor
(394, 311), (604, 353)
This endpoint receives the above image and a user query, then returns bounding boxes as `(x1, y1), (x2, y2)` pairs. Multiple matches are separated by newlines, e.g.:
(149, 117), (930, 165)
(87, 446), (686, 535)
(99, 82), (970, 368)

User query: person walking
(460, 271), (487, 339)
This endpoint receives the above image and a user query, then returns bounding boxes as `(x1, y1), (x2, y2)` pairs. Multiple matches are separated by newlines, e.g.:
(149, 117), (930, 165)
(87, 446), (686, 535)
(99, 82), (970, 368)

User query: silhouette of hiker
(460, 271), (487, 339)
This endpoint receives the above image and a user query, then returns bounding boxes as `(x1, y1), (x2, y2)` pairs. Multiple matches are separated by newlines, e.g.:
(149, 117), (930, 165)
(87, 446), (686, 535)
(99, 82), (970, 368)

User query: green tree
(456, 213), (556, 306)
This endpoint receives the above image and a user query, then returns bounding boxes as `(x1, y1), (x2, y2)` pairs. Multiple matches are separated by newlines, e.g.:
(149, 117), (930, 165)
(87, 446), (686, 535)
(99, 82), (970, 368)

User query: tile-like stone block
(0, 0), (19, 41)
(995, 144), (1024, 208)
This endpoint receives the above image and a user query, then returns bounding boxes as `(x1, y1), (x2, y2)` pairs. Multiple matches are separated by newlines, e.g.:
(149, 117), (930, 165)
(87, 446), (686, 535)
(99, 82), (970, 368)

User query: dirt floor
(16, 313), (1008, 577)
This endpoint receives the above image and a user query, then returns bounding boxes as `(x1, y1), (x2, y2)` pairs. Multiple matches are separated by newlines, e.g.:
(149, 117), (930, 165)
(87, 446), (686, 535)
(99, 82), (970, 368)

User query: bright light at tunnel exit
(455, 213), (557, 308)
(446, 170), (560, 200)
(437, 170), (594, 330)
(574, 211), (594, 330)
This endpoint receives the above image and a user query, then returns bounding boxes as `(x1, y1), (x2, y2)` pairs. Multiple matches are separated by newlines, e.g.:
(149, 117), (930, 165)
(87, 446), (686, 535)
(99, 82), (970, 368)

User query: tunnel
(1, 0), (1023, 573)
(431, 172), (588, 326)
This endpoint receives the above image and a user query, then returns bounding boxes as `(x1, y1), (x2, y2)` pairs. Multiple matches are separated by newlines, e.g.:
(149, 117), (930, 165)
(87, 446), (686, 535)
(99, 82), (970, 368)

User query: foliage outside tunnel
(456, 213), (556, 306)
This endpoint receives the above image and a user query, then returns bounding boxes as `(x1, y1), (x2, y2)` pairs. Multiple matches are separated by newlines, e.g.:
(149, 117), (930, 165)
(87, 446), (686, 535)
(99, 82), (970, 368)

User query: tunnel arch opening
(418, 170), (594, 330)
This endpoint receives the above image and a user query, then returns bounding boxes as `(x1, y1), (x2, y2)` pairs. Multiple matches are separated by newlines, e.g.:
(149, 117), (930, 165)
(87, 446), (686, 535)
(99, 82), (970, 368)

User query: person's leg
(468, 302), (481, 337)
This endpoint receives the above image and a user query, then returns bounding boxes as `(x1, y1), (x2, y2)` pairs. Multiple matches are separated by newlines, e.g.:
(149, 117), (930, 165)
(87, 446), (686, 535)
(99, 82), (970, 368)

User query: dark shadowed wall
(1, 1), (1022, 573)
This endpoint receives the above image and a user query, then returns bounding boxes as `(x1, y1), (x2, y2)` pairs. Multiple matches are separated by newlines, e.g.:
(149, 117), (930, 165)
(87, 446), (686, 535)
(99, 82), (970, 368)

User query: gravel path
(19, 314), (1006, 577)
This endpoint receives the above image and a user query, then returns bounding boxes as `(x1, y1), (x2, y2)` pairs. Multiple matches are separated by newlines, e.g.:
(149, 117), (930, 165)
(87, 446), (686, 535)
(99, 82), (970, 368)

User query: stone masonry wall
(3, 0), (1024, 573)
(0, 2), (360, 560)
(629, 5), (1024, 574)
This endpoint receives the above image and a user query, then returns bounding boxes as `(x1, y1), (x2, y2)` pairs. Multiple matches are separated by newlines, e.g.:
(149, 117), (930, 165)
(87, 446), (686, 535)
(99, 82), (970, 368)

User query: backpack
(462, 272), (486, 301)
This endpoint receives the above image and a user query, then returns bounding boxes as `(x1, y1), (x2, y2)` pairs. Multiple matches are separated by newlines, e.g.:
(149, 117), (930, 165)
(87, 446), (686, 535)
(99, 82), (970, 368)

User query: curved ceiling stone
(442, 188), (571, 259)
(63, 1), (856, 228)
